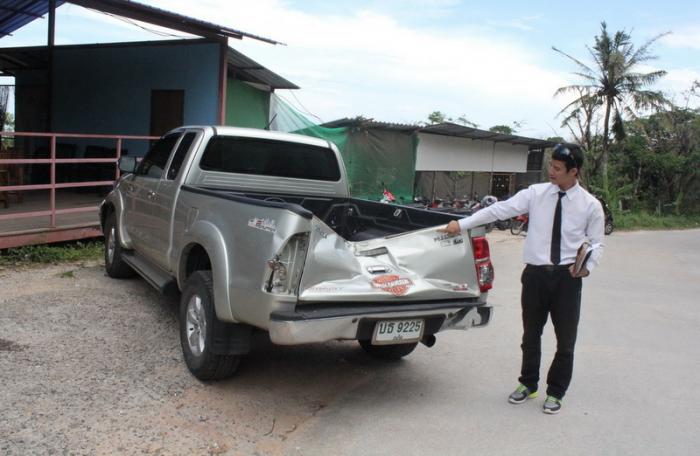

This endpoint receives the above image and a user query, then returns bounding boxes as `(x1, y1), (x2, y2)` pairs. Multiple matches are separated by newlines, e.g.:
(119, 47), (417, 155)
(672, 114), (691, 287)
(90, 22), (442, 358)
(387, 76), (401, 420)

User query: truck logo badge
(434, 233), (463, 247)
(371, 275), (414, 296)
(248, 217), (277, 233)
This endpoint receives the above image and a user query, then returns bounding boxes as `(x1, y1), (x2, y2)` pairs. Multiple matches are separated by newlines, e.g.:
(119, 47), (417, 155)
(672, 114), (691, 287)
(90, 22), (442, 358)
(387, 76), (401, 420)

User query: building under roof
(322, 118), (572, 200)
(0, 0), (299, 248)
(0, 0), (298, 138)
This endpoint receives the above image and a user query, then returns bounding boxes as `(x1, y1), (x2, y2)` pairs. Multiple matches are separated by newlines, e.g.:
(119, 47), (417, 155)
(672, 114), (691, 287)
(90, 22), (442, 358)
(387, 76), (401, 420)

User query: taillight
(265, 232), (309, 295)
(471, 236), (494, 292)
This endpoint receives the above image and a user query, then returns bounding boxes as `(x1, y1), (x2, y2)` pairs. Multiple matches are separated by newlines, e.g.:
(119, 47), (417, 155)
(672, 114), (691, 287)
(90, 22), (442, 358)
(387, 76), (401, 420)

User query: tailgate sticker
(371, 274), (414, 296)
(307, 285), (343, 293)
(433, 233), (463, 247)
(248, 217), (277, 233)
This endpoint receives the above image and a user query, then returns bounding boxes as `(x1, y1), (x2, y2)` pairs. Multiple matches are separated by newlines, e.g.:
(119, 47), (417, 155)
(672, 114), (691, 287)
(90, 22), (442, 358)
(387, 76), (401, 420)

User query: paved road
(2, 229), (698, 455)
(284, 229), (700, 456)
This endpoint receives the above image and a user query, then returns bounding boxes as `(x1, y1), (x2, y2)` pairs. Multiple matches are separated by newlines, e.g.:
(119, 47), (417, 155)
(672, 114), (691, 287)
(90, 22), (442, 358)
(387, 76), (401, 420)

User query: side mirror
(118, 157), (138, 174)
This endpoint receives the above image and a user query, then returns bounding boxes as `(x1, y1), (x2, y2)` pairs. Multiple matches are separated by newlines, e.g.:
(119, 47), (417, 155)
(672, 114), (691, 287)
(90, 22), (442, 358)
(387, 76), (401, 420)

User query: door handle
(147, 191), (156, 200)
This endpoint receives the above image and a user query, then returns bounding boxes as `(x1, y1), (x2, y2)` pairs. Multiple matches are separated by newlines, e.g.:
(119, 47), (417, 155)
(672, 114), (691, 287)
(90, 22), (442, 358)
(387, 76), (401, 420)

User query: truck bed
(197, 187), (460, 241)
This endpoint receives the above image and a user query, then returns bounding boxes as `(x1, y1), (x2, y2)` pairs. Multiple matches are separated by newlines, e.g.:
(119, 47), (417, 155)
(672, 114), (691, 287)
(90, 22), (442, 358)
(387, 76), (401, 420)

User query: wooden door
(150, 90), (184, 137)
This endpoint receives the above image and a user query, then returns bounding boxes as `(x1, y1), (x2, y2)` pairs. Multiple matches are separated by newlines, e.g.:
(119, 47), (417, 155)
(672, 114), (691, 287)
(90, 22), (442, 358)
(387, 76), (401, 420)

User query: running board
(122, 252), (179, 297)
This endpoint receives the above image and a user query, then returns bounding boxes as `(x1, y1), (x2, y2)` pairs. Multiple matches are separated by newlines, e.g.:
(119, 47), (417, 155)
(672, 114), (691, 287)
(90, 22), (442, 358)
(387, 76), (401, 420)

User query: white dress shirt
(458, 182), (605, 272)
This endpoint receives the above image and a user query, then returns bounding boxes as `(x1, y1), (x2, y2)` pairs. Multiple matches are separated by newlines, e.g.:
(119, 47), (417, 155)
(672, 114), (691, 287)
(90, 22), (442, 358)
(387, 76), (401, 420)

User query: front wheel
(510, 220), (525, 235)
(104, 212), (135, 278)
(359, 340), (418, 360)
(180, 271), (241, 380)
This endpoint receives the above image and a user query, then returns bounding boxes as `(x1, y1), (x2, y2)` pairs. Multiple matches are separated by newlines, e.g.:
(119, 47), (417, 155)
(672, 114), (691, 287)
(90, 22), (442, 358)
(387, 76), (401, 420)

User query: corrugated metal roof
(227, 47), (298, 90)
(322, 117), (420, 133)
(0, 0), (66, 38)
(68, 0), (282, 44)
(420, 123), (573, 149)
(0, 0), (281, 44)
(0, 39), (297, 90)
(323, 119), (568, 149)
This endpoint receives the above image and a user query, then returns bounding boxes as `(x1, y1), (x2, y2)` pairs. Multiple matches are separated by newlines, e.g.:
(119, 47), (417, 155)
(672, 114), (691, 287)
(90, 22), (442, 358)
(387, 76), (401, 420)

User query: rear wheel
(104, 212), (135, 278)
(359, 340), (418, 360)
(180, 271), (241, 380)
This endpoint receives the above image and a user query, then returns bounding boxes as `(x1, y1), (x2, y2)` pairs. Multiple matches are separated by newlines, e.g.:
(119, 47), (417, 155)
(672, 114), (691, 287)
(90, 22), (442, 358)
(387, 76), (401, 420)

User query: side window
(135, 134), (179, 179)
(166, 132), (196, 180)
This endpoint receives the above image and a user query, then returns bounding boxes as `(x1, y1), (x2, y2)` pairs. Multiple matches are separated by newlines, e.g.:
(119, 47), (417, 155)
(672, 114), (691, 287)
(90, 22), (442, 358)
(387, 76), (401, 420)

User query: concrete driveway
(284, 229), (700, 456)
(1, 229), (698, 455)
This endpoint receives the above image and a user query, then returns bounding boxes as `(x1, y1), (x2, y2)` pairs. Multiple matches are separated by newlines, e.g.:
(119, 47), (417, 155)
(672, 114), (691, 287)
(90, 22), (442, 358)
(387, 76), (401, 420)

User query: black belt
(526, 264), (573, 272)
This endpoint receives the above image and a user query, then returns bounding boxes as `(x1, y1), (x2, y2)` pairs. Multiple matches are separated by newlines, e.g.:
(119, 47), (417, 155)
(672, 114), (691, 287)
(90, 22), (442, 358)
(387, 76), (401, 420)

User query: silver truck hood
(298, 218), (481, 302)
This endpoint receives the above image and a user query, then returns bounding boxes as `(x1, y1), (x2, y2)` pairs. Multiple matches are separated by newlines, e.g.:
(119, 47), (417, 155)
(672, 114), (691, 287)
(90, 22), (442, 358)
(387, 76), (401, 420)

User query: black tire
(605, 219), (614, 235)
(104, 212), (136, 278)
(510, 220), (524, 235)
(180, 271), (240, 380)
(359, 340), (418, 360)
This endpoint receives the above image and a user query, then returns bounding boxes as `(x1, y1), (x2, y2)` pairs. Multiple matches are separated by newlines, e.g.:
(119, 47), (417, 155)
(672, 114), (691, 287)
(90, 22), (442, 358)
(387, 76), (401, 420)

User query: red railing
(0, 131), (158, 248)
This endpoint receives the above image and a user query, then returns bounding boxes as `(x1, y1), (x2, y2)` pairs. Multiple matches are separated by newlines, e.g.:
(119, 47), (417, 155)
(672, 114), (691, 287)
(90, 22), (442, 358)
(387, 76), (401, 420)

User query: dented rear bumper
(268, 301), (492, 345)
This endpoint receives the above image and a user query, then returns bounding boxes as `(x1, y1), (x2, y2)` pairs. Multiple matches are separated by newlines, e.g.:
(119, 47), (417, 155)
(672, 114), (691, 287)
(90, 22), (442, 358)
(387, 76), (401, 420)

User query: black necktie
(550, 191), (566, 265)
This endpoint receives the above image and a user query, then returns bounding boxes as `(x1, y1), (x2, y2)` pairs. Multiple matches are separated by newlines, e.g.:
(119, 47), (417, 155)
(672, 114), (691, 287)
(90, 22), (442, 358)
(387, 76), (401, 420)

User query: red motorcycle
(510, 213), (529, 235)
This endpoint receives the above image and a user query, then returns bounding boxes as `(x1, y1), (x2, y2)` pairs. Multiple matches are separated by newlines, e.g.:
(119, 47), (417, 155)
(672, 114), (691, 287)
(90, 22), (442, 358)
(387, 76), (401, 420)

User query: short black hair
(551, 144), (584, 171)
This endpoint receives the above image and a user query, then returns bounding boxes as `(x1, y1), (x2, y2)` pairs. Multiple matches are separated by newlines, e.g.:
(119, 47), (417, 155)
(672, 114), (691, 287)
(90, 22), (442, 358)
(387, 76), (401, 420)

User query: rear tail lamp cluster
(265, 232), (309, 295)
(471, 235), (494, 292)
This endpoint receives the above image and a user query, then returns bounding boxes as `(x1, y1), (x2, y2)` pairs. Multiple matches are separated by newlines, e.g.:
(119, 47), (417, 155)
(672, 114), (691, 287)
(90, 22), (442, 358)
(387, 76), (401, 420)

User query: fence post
(115, 138), (122, 181)
(50, 135), (56, 228)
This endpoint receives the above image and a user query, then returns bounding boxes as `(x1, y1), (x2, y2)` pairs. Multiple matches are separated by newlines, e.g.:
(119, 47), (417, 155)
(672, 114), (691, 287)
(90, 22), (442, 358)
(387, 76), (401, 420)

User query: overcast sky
(2, 0), (699, 139)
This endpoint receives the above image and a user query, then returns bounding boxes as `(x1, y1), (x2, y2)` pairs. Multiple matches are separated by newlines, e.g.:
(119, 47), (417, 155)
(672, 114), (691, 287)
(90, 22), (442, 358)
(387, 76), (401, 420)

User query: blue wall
(50, 41), (220, 155)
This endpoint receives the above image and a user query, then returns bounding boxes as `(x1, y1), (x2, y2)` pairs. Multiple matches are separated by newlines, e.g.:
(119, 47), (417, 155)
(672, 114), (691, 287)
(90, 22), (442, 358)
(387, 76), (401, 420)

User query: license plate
(371, 319), (424, 345)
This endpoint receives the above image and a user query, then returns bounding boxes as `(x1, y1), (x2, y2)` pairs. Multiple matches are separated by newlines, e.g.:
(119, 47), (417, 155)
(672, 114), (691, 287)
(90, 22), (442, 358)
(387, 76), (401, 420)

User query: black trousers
(518, 264), (582, 400)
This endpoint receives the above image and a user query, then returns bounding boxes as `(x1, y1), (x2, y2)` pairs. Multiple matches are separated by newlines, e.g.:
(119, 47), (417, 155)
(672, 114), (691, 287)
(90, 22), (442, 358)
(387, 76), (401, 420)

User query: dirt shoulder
(0, 261), (378, 456)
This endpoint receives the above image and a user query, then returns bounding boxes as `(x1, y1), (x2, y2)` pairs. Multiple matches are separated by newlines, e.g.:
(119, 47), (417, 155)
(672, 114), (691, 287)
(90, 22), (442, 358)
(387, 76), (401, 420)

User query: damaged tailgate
(298, 217), (484, 302)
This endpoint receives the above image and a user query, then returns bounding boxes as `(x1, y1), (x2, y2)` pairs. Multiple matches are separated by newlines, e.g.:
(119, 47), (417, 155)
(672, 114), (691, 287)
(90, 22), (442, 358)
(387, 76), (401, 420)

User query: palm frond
(628, 31), (670, 65)
(552, 46), (594, 75)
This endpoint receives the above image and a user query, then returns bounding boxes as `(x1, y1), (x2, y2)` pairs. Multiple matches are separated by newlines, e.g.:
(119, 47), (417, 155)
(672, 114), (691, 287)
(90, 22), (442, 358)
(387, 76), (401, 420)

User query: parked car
(101, 126), (494, 380)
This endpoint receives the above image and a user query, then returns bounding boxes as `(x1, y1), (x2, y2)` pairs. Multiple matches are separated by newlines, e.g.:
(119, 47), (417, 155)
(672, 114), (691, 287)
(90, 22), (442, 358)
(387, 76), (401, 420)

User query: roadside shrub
(0, 241), (103, 267)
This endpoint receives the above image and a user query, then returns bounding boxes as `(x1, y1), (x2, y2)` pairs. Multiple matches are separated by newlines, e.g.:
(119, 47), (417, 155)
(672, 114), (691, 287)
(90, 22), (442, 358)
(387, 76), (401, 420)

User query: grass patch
(0, 241), (103, 268)
(615, 212), (700, 231)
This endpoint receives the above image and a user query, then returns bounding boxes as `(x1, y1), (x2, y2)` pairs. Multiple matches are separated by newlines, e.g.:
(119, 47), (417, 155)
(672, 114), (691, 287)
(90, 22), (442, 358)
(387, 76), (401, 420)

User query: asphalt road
(283, 229), (700, 456)
(1, 229), (699, 455)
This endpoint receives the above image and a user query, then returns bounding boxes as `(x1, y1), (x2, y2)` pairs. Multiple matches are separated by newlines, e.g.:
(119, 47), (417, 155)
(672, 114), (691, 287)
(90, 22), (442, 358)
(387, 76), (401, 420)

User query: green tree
(489, 125), (514, 134)
(425, 111), (478, 127)
(553, 22), (669, 193)
(619, 107), (700, 214)
(427, 111), (446, 124)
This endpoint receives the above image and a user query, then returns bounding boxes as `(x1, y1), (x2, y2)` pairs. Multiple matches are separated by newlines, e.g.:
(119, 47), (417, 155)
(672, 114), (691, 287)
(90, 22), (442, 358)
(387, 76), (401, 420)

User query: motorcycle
(468, 195), (508, 232)
(510, 213), (529, 235)
(596, 196), (614, 235)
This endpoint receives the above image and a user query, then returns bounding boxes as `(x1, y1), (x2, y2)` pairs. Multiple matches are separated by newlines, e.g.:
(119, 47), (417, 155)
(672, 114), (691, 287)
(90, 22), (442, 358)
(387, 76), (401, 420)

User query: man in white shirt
(439, 144), (605, 414)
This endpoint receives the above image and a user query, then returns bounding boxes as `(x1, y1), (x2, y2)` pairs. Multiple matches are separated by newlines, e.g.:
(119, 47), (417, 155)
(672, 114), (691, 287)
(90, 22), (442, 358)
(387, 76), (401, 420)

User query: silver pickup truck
(101, 126), (493, 380)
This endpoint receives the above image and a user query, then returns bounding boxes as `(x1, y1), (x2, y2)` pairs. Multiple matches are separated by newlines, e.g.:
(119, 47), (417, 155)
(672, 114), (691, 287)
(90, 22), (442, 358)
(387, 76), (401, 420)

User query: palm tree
(553, 22), (669, 191)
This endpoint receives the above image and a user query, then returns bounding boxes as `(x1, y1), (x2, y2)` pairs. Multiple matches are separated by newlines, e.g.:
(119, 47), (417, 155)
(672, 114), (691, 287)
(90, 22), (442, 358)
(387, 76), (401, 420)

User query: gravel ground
(0, 260), (376, 455)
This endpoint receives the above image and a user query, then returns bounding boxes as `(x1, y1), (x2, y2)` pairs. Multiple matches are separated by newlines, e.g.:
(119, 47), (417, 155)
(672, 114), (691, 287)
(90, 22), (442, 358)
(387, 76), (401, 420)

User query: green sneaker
(508, 384), (538, 404)
(543, 395), (562, 414)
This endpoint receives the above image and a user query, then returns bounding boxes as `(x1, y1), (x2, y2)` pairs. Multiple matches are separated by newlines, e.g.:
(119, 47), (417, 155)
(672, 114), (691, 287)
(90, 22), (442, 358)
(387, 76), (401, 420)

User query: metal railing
(0, 131), (158, 247)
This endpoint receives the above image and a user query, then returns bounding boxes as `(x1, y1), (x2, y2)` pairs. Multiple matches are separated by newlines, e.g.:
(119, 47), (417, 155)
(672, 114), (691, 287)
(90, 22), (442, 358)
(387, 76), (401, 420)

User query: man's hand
(569, 265), (590, 278)
(437, 220), (461, 236)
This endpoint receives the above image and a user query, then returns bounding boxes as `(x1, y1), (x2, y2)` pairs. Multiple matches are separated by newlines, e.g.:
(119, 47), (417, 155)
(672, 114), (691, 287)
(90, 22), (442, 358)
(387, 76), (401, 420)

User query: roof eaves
(66, 0), (283, 44)
(227, 47), (298, 90)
